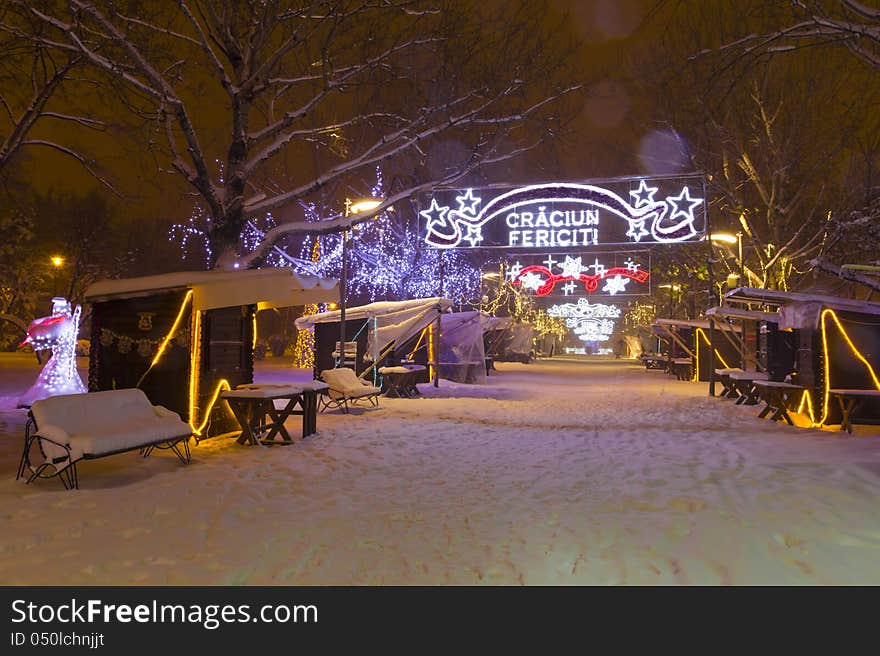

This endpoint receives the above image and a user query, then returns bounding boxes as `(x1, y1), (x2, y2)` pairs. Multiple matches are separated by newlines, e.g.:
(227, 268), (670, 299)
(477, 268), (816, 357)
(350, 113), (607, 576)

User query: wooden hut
(84, 269), (337, 438)
(723, 288), (880, 428)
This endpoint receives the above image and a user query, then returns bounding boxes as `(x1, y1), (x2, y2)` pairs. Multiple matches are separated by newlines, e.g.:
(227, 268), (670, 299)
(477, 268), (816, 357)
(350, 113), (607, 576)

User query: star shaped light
(562, 281), (576, 296)
(602, 274), (630, 295)
(419, 198), (449, 230)
(588, 258), (606, 277)
(629, 179), (659, 208)
(666, 187), (703, 222)
(560, 255), (584, 279)
(624, 258), (640, 272)
(455, 188), (482, 215)
(463, 223), (483, 246)
(543, 254), (558, 270)
(626, 218), (650, 241)
(506, 261), (523, 281)
(519, 271), (544, 291)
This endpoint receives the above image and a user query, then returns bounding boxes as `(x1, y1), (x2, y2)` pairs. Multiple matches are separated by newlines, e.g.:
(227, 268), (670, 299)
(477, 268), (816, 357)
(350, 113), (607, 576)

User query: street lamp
(710, 232), (744, 287)
(658, 283), (681, 318)
(337, 198), (386, 367)
(50, 256), (64, 297)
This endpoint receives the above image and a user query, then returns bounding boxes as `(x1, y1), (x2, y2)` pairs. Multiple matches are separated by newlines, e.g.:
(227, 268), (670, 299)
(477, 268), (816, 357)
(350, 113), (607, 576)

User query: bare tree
(0, 5), (110, 185)
(10, 1), (583, 268)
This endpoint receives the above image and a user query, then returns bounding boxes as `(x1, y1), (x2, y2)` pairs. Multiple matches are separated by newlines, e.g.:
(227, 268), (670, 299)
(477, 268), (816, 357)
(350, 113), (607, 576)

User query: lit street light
(50, 255), (65, 297)
(710, 232), (744, 287)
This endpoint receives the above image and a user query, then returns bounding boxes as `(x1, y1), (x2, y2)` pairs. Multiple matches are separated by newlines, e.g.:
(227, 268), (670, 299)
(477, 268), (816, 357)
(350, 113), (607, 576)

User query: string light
(695, 328), (731, 382)
(816, 308), (880, 427)
(136, 290), (194, 387)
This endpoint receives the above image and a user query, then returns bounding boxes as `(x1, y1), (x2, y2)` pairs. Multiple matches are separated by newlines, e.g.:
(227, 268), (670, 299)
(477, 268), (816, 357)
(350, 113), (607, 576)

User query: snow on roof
(654, 318), (737, 331)
(84, 268), (338, 311)
(294, 297), (452, 328)
(723, 287), (880, 329)
(706, 306), (781, 323)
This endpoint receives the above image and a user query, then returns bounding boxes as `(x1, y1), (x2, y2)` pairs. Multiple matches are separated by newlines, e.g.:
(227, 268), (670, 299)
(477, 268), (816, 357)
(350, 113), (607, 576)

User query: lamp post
(710, 232), (744, 288)
(338, 198), (384, 368)
(50, 256), (64, 298)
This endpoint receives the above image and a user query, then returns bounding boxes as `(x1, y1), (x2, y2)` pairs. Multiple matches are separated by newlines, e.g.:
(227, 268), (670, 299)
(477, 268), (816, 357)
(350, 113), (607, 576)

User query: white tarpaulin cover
(295, 297), (453, 361)
(439, 311), (487, 384)
(85, 268), (338, 311)
(507, 323), (534, 356)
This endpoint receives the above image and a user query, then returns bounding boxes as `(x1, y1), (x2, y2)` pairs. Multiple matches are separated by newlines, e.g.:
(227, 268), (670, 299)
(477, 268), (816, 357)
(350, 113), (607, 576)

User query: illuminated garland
(99, 327), (191, 358)
(546, 299), (621, 342)
(511, 254), (649, 296)
(694, 327), (731, 382)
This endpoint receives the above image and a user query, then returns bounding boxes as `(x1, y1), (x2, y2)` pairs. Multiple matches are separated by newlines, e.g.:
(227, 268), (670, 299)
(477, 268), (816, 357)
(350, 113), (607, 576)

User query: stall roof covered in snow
(723, 287), (880, 329)
(653, 318), (737, 331)
(84, 268), (338, 311)
(294, 297), (452, 328)
(705, 306), (781, 323)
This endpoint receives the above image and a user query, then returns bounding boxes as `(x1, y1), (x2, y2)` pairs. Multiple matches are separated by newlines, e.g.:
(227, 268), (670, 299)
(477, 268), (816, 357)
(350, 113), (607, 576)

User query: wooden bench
(223, 382), (328, 445)
(641, 355), (667, 371)
(17, 388), (192, 490)
(728, 371), (769, 405)
(714, 368), (744, 399)
(752, 380), (806, 425)
(827, 389), (880, 434)
(669, 358), (693, 381)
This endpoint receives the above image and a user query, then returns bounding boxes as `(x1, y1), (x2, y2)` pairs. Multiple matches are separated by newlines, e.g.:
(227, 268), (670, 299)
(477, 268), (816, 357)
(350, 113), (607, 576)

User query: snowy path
(1, 355), (879, 585)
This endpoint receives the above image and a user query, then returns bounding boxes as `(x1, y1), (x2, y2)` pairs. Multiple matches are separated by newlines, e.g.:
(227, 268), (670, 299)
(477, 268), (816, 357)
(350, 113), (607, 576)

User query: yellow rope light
(797, 389), (817, 424)
(252, 312), (257, 350)
(817, 308), (880, 427)
(427, 323), (435, 380)
(136, 290), (194, 387)
(695, 328), (731, 381)
(185, 309), (232, 436)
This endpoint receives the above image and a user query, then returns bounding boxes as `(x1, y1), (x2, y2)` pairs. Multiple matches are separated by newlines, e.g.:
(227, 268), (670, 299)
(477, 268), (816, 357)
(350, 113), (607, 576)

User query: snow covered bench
(17, 388), (192, 490)
(319, 367), (381, 414)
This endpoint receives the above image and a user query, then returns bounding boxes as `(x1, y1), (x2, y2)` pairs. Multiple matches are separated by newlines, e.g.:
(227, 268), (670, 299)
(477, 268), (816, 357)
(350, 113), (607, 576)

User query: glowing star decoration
(18, 298), (87, 408)
(666, 187), (703, 223)
(624, 258), (640, 272)
(602, 275), (630, 295)
(588, 258), (606, 277)
(562, 281), (576, 296)
(560, 255), (584, 279)
(543, 254), (558, 270)
(629, 179), (659, 208)
(506, 261), (523, 281)
(625, 218), (649, 241)
(420, 198), (451, 236)
(463, 222), (483, 247)
(519, 271), (545, 291)
(455, 188), (482, 215)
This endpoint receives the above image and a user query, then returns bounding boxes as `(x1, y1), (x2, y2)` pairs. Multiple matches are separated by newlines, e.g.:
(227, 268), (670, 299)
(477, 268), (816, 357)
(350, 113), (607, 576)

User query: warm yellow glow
(152, 290), (193, 368)
(695, 328), (731, 381)
(709, 233), (738, 245)
(817, 308), (880, 427)
(481, 272), (500, 279)
(658, 284), (681, 291)
(409, 326), (428, 361)
(50, 256), (64, 267)
(797, 389), (817, 424)
(328, 302), (338, 310)
(348, 199), (383, 214)
(252, 312), (258, 350)
(427, 323), (435, 380)
(135, 290), (194, 388)
(187, 310), (232, 437)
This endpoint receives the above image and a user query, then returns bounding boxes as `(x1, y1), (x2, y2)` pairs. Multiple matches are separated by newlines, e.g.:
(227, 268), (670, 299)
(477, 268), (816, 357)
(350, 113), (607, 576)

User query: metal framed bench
(17, 389), (192, 490)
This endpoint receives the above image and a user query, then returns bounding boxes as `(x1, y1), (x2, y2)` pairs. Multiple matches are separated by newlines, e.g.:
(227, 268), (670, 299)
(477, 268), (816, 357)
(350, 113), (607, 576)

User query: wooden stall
(84, 269), (337, 439)
(724, 288), (880, 429)
(652, 318), (741, 382)
(295, 297), (452, 388)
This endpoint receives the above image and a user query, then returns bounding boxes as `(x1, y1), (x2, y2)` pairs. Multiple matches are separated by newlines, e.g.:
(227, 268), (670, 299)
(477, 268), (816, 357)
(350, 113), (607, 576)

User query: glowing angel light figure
(18, 298), (87, 408)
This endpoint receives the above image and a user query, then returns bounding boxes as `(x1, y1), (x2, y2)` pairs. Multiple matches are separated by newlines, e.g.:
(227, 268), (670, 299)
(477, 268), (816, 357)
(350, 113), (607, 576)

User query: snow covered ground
(1, 352), (879, 585)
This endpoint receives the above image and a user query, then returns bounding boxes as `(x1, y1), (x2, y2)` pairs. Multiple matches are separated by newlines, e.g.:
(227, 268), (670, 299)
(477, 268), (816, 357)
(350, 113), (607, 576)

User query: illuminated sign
(547, 299), (621, 342)
(507, 250), (650, 297)
(421, 176), (705, 249)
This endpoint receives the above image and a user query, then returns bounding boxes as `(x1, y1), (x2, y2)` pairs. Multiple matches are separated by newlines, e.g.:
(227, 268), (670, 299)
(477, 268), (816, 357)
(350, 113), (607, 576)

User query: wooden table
(752, 380), (805, 425)
(714, 368), (744, 399)
(379, 365), (425, 398)
(641, 355), (667, 371)
(669, 358), (693, 381)
(828, 389), (880, 434)
(222, 383), (327, 445)
(728, 371), (769, 406)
